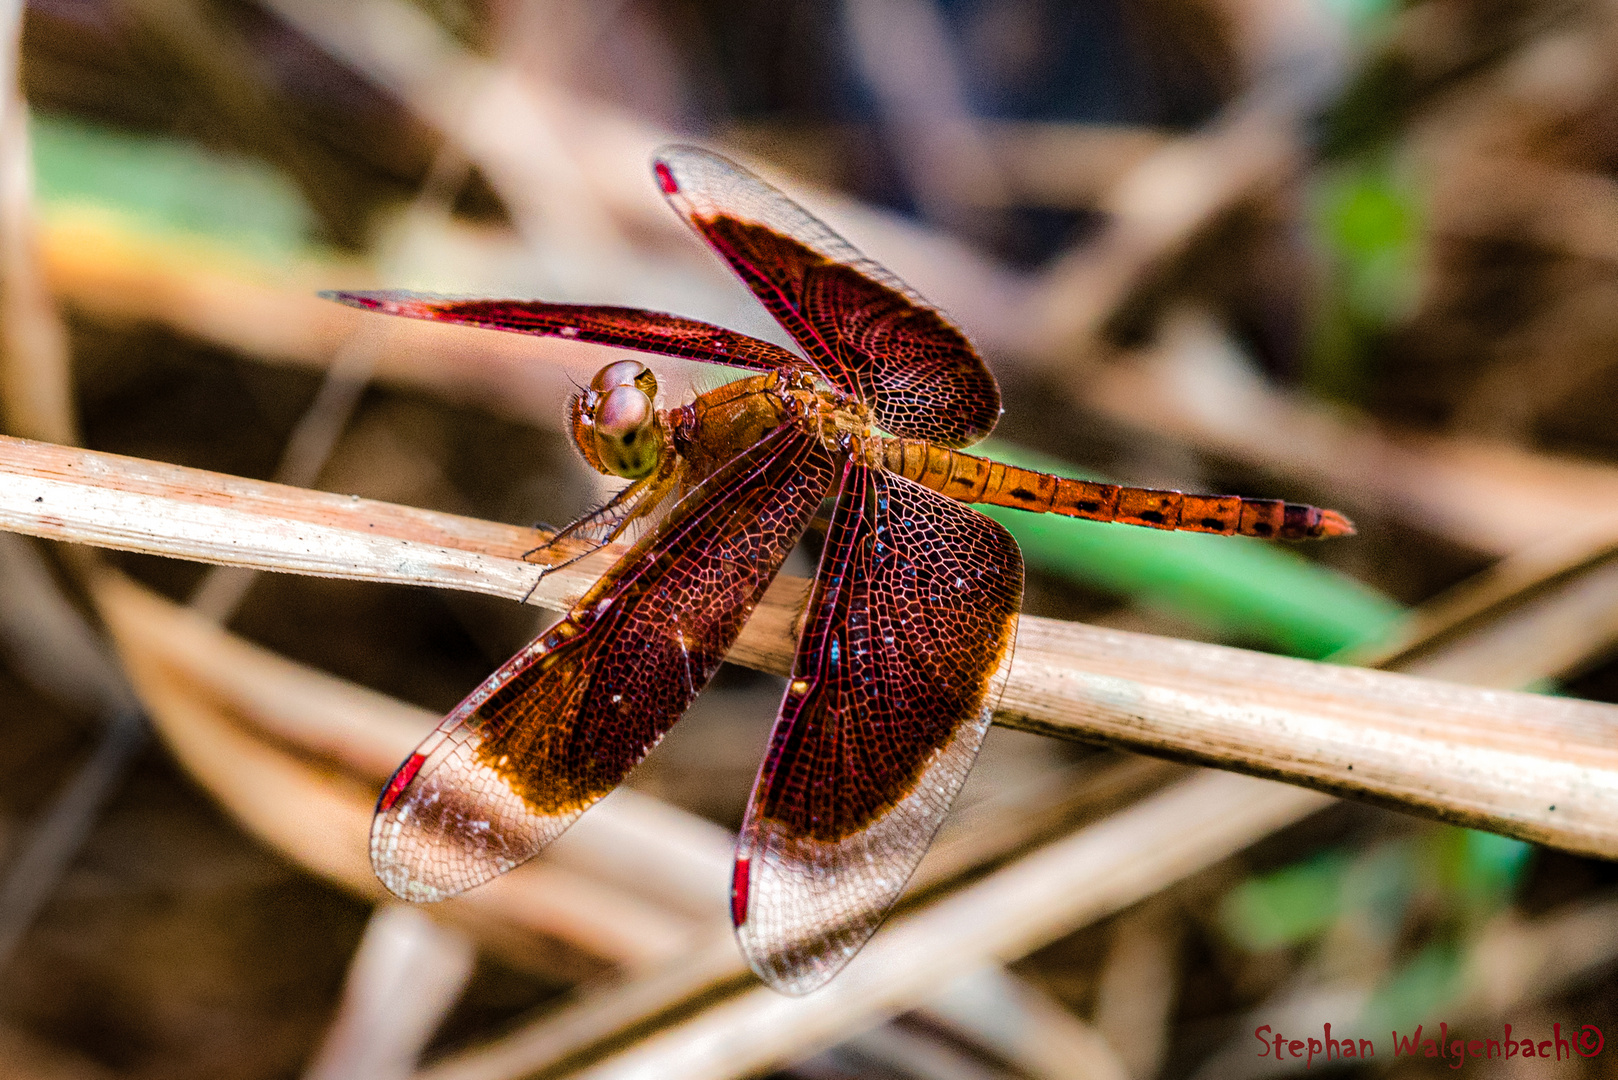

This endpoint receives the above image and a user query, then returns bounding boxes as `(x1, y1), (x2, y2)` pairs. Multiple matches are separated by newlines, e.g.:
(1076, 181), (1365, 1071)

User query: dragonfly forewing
(654, 146), (1001, 448)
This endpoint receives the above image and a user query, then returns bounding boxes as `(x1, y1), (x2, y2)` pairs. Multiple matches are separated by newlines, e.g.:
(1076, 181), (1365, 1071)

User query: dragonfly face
(324, 146), (1351, 995)
(575, 359), (663, 479)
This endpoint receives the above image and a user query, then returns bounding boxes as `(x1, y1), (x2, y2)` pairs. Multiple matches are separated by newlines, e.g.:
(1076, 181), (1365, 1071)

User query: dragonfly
(327, 146), (1353, 995)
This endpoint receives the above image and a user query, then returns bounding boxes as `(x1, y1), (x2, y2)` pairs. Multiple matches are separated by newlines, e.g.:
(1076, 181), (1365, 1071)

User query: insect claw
(519, 566), (548, 606)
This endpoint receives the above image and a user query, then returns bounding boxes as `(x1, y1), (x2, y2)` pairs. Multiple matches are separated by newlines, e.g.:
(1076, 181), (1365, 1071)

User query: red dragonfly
(328, 147), (1352, 994)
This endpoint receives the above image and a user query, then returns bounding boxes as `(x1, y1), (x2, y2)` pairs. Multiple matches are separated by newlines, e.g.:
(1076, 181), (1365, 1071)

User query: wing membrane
(325, 290), (802, 373)
(732, 462), (1023, 992)
(654, 147), (1001, 448)
(372, 423), (838, 901)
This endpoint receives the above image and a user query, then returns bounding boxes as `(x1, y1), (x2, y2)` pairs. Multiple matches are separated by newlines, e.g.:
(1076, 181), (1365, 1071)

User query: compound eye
(593, 385), (661, 479)
(591, 359), (649, 393)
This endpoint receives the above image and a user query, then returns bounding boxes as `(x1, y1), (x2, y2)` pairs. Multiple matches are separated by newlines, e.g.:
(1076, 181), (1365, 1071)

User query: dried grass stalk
(303, 905), (477, 1080)
(560, 774), (1330, 1080)
(1000, 616), (1618, 855)
(2, 433), (1616, 859)
(93, 572), (717, 972)
(919, 965), (1133, 1080)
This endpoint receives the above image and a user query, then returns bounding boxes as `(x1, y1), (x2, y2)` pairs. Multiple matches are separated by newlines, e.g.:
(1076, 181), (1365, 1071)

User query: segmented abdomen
(879, 439), (1353, 540)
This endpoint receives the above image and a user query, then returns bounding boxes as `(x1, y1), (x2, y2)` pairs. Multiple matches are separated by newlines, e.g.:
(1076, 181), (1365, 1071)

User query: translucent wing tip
(748, 955), (847, 997)
(369, 807), (498, 904)
(651, 143), (733, 188)
(368, 730), (572, 904)
(370, 852), (455, 904)
(731, 841), (869, 996)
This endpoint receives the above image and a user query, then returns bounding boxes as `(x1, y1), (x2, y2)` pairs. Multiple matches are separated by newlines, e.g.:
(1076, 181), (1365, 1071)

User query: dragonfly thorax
(788, 383), (880, 462)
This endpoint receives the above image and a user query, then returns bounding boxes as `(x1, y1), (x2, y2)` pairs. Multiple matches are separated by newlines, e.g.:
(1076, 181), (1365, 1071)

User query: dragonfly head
(571, 360), (665, 479)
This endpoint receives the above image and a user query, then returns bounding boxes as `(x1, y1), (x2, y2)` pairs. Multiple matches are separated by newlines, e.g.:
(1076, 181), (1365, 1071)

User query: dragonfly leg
(521, 452), (685, 570)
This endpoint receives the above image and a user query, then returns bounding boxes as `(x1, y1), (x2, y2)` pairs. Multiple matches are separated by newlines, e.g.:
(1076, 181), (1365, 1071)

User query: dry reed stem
(92, 572), (722, 970)
(918, 966), (1133, 1080)
(34, 380), (1605, 1075)
(44, 380), (1611, 1080)
(563, 773), (1331, 1080)
(303, 905), (478, 1080)
(10, 436), (1615, 1078)
(12, 8), (1605, 1080)
(999, 617), (1618, 853)
(416, 756), (1183, 1080)
(0, 432), (595, 603)
(2, 433), (1617, 858)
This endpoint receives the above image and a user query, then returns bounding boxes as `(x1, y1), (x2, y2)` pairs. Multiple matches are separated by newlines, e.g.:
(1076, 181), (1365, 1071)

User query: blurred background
(2, 0), (1618, 1077)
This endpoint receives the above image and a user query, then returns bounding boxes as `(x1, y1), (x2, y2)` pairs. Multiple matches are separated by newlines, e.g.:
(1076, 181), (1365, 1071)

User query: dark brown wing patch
(654, 147), (1001, 448)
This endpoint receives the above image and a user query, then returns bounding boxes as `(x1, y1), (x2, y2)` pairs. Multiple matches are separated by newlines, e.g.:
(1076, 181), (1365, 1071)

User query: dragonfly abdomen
(880, 438), (1353, 540)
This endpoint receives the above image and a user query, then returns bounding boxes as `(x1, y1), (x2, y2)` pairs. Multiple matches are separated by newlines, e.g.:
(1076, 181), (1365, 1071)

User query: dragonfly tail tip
(1317, 509), (1356, 538)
